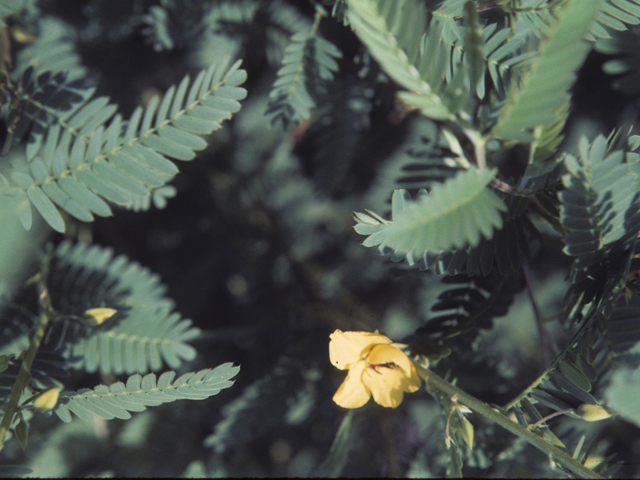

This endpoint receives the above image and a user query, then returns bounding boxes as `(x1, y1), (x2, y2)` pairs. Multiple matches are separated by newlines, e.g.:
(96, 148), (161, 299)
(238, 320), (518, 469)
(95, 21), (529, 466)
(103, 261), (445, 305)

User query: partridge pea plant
(2, 0), (640, 477)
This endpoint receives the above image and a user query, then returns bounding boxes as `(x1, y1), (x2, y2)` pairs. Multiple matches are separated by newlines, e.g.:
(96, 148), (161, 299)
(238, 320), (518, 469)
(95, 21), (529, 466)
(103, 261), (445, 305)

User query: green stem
(415, 365), (602, 479)
(0, 273), (52, 452)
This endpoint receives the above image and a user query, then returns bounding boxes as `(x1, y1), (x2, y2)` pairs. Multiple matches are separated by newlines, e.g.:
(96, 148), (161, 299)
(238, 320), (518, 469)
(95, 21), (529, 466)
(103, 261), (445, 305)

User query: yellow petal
(368, 344), (421, 392)
(368, 344), (415, 379)
(83, 307), (117, 326)
(33, 387), (61, 411)
(362, 345), (422, 408)
(363, 367), (405, 408)
(329, 330), (392, 370)
(402, 363), (421, 393)
(333, 361), (371, 408)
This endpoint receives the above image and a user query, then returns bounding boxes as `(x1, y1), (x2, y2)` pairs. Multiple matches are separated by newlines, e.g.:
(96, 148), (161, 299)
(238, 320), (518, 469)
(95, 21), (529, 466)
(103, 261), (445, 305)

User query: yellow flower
(329, 329), (421, 408)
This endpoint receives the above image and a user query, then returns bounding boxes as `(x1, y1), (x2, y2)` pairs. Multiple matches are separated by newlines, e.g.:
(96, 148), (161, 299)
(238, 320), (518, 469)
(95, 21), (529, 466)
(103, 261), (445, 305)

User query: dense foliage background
(2, 0), (640, 477)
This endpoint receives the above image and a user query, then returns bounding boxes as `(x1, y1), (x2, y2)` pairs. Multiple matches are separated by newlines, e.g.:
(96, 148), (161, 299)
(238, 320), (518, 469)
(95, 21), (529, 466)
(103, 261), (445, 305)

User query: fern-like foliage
(3, 18), (88, 159)
(500, 0), (640, 41)
(377, 189), (539, 277)
(205, 358), (314, 454)
(11, 17), (87, 82)
(0, 240), (200, 382)
(0, 350), (69, 394)
(1, 58), (247, 233)
(140, 0), (209, 52)
(48, 241), (201, 375)
(502, 137), (640, 442)
(424, 2), (536, 103)
(560, 135), (640, 304)
(491, 0), (604, 144)
(590, 0), (640, 40)
(406, 270), (525, 359)
(441, 194), (539, 276)
(54, 364), (239, 422)
(204, 0), (311, 66)
(429, 0), (466, 40)
(388, 122), (463, 196)
(0, 0), (30, 28)
(607, 293), (640, 355)
(500, 0), (562, 39)
(303, 75), (373, 196)
(442, 2), (533, 102)
(142, 5), (175, 51)
(343, 0), (533, 120)
(0, 239), (206, 425)
(344, 0), (460, 120)
(7, 68), (91, 161)
(5, 18), (91, 157)
(354, 167), (507, 259)
(266, 18), (342, 128)
(510, 285), (640, 446)
(475, 21), (535, 100)
(529, 320), (606, 411)
(206, 0), (261, 33)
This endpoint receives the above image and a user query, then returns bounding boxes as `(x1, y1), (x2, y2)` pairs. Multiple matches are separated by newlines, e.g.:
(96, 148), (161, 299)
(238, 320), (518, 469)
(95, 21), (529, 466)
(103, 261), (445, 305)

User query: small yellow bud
(584, 455), (605, 469)
(575, 403), (614, 422)
(33, 387), (61, 411)
(83, 307), (117, 326)
(12, 28), (37, 43)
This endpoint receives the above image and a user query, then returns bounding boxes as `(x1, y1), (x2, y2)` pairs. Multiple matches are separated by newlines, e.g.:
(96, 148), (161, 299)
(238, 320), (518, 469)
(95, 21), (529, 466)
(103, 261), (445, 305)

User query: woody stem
(414, 365), (601, 479)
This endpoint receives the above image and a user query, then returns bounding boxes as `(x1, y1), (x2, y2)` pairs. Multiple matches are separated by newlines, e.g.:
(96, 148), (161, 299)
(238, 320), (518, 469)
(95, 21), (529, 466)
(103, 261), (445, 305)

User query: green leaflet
(355, 167), (506, 258)
(26, 186), (65, 233)
(492, 0), (605, 143)
(55, 364), (240, 423)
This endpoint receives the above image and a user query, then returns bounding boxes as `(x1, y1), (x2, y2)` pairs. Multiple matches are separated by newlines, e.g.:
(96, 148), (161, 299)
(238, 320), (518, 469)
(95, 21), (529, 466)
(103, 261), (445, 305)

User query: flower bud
(575, 403), (614, 422)
(83, 307), (117, 326)
(33, 387), (61, 411)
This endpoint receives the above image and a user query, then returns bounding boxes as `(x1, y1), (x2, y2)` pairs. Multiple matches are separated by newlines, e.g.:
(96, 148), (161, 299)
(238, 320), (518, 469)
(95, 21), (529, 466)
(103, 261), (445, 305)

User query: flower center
(367, 362), (397, 374)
